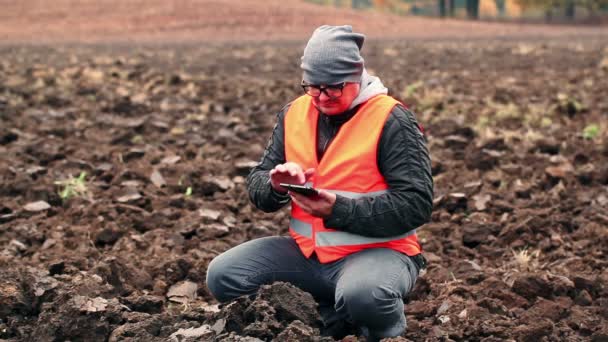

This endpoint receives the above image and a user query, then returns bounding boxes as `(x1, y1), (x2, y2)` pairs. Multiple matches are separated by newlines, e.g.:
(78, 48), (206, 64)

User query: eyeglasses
(301, 82), (346, 99)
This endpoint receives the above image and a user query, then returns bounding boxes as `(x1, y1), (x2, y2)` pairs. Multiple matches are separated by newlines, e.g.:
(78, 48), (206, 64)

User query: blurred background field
(1, 1), (607, 341)
(1, 0), (607, 43)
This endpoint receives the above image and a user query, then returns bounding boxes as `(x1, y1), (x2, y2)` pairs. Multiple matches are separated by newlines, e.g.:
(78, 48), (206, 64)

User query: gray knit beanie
(301, 25), (365, 85)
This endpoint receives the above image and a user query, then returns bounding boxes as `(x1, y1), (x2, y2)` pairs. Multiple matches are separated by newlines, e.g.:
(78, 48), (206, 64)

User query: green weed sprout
(404, 81), (423, 98)
(185, 186), (193, 197)
(55, 171), (90, 200)
(583, 124), (600, 140)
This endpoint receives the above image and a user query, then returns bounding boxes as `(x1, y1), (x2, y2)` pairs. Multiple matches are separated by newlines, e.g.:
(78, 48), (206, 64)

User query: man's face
(310, 82), (360, 115)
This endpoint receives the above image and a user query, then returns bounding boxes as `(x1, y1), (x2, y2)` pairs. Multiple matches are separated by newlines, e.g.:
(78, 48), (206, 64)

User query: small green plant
(583, 124), (600, 140)
(475, 115), (490, 130)
(130, 135), (144, 144)
(185, 186), (193, 197)
(540, 117), (553, 127)
(55, 172), (90, 200)
(495, 103), (521, 121)
(403, 81), (423, 98)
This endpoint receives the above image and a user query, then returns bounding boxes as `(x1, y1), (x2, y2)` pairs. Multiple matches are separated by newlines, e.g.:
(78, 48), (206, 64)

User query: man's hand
(269, 162), (315, 193)
(290, 190), (337, 218)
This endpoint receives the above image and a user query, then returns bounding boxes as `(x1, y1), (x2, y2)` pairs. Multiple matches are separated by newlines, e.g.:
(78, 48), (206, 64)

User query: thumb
(317, 189), (334, 201)
(304, 168), (315, 181)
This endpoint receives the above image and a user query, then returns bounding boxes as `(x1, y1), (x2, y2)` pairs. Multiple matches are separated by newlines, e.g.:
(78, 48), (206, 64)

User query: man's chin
(317, 104), (343, 115)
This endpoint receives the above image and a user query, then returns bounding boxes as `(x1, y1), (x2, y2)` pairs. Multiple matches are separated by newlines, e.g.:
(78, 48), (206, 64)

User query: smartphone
(279, 183), (319, 197)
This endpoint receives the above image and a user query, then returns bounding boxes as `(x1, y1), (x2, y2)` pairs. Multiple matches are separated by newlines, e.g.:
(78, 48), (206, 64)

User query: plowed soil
(1, 2), (608, 341)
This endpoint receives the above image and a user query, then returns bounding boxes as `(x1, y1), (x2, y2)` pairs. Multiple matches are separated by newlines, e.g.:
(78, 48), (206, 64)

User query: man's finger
(304, 168), (315, 182)
(284, 164), (298, 177)
(285, 162), (301, 172)
(316, 189), (329, 200)
(290, 192), (304, 202)
(291, 192), (313, 205)
(316, 190), (337, 206)
(276, 164), (286, 173)
(286, 166), (303, 183)
(290, 195), (308, 211)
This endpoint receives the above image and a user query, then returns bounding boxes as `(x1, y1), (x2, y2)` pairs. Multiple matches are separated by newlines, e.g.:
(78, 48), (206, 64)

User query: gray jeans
(206, 236), (420, 341)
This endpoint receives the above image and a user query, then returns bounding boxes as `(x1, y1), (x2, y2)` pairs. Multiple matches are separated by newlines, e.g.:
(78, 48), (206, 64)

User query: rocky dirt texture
(1, 37), (608, 341)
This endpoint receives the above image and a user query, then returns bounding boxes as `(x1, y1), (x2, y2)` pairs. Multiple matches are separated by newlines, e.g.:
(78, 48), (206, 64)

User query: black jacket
(246, 100), (433, 238)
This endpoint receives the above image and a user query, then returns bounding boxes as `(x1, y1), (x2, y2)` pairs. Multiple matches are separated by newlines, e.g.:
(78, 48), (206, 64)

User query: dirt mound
(0, 273), (323, 341)
(210, 282), (325, 341)
(1, 37), (608, 340)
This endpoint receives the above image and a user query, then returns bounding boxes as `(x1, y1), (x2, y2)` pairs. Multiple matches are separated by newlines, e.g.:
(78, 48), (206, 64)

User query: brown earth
(1, 37), (608, 341)
(1, 0), (607, 44)
(1, 2), (608, 341)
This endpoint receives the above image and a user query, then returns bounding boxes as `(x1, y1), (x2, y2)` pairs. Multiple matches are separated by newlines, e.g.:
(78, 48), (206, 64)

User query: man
(206, 25), (433, 341)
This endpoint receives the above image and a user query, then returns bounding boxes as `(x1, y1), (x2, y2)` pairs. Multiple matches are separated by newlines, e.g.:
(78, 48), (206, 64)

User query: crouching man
(206, 25), (433, 341)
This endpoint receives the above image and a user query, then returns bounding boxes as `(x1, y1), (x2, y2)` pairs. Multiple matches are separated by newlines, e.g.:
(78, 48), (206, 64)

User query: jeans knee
(205, 254), (233, 303)
(337, 283), (402, 324)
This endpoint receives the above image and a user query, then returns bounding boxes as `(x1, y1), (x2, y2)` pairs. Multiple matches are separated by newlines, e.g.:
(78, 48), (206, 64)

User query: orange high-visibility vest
(284, 94), (422, 263)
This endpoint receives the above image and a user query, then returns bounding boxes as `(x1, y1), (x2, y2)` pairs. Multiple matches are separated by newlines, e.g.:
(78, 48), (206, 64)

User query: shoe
(320, 319), (357, 340)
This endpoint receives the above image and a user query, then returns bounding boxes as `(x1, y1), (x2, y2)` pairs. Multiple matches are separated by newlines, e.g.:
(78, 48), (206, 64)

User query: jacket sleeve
(246, 104), (291, 212)
(323, 104), (434, 237)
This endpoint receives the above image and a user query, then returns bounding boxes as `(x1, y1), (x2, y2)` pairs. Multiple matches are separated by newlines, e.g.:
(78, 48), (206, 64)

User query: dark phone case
(279, 183), (319, 197)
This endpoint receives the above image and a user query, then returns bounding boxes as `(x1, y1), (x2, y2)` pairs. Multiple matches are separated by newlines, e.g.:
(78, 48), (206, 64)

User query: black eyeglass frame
(301, 82), (347, 99)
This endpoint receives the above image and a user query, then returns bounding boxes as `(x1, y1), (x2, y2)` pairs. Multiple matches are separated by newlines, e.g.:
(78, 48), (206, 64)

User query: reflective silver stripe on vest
(316, 229), (416, 247)
(304, 183), (389, 200)
(290, 218), (312, 238)
(326, 189), (388, 199)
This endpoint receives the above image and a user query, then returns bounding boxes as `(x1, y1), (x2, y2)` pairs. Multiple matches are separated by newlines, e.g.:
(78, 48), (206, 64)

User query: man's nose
(318, 90), (331, 101)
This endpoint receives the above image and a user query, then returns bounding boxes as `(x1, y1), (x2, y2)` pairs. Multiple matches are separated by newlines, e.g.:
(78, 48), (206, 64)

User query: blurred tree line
(513, 0), (608, 20)
(306, 0), (608, 20)
(443, 0), (607, 19)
